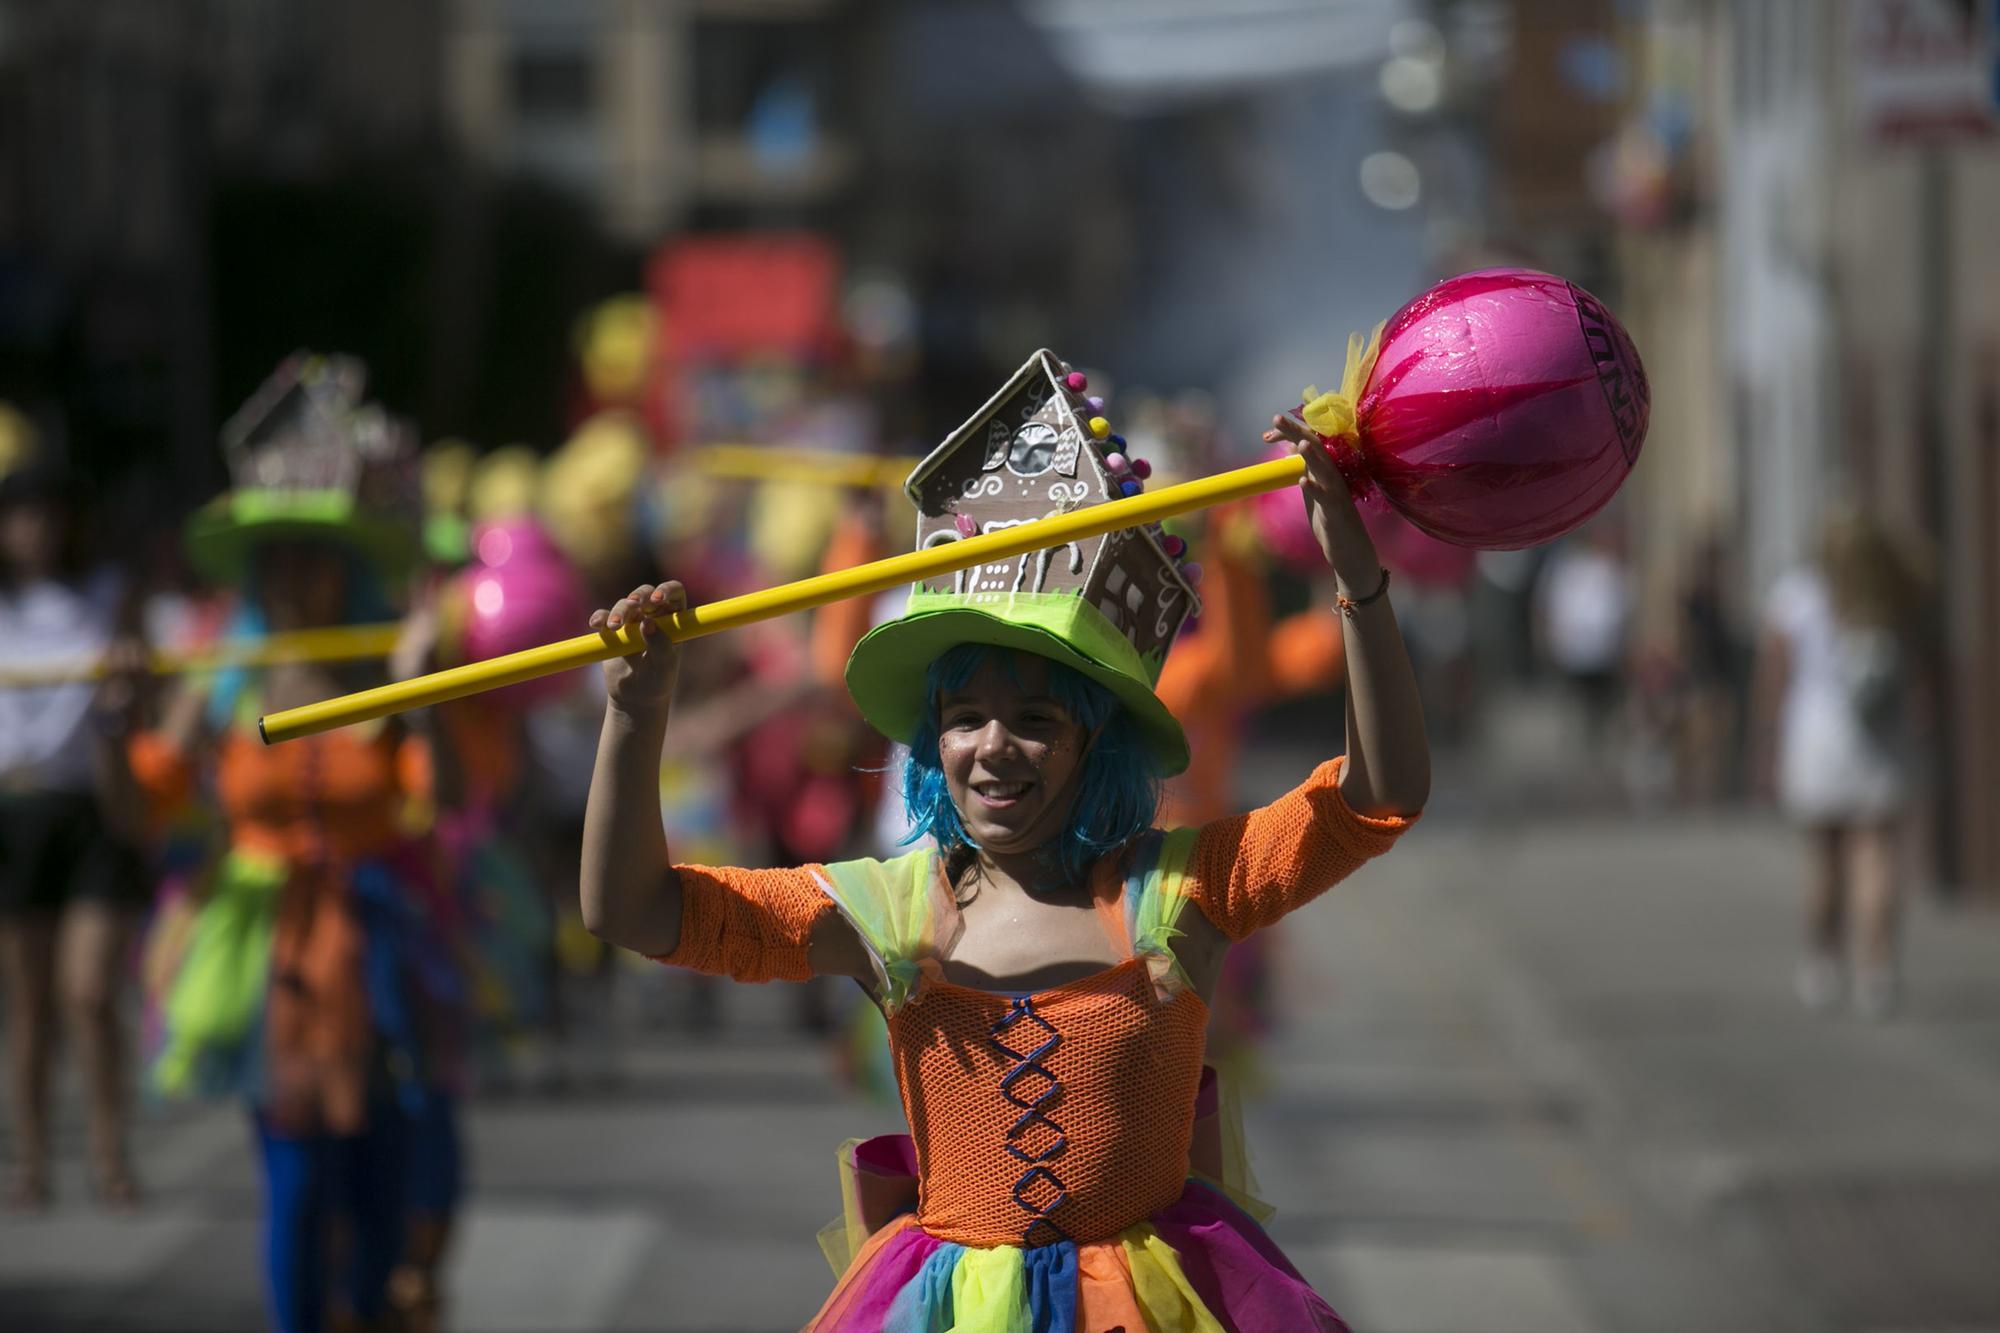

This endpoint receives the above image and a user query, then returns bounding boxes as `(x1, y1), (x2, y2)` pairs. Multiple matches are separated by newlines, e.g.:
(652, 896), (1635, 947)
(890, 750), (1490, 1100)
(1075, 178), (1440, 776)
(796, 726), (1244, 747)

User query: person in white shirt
(1538, 528), (1634, 764)
(0, 463), (147, 1210)
(1756, 510), (1929, 1019)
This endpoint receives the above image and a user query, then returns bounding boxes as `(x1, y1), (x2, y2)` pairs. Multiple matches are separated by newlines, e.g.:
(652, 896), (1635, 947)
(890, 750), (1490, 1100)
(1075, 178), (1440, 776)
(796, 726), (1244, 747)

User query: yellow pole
(260, 454), (1309, 744)
(0, 624), (405, 690)
(6, 453), (910, 691)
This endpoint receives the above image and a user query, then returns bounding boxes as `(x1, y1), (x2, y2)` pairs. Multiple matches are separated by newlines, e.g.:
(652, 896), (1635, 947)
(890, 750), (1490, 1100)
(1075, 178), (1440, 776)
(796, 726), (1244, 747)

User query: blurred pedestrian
(0, 462), (150, 1211)
(1755, 508), (1931, 1019)
(130, 356), (464, 1333)
(1537, 526), (1633, 776)
(1674, 533), (1746, 804)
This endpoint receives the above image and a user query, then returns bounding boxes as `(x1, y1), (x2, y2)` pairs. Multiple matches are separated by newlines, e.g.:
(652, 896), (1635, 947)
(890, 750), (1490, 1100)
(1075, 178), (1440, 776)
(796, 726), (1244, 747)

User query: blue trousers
(401, 1094), (463, 1220)
(254, 1110), (403, 1333)
(252, 1096), (465, 1333)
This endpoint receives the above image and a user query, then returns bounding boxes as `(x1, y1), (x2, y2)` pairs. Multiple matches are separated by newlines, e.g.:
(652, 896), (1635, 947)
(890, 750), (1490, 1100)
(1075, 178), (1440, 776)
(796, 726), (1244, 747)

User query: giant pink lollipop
(1299, 269), (1649, 551)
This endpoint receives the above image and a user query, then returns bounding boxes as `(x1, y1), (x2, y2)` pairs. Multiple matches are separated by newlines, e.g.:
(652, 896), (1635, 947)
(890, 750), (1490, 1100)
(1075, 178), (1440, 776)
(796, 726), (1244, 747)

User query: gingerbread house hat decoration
(904, 350), (1201, 669)
(184, 352), (424, 583)
(845, 350), (1203, 774)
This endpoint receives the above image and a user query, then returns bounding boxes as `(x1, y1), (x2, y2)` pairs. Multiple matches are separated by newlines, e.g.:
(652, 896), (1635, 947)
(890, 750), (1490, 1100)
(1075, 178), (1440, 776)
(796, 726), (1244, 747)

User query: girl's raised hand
(1263, 414), (1379, 589)
(593, 581), (686, 719)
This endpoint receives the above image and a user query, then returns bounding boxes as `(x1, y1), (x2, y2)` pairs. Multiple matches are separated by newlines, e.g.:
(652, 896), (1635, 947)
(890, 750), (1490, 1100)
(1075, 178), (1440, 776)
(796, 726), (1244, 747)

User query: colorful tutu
(809, 1136), (1343, 1332)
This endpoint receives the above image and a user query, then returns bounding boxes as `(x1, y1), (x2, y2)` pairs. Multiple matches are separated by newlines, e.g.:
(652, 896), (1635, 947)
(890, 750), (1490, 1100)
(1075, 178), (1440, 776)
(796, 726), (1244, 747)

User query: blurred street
(7, 689), (1999, 1333)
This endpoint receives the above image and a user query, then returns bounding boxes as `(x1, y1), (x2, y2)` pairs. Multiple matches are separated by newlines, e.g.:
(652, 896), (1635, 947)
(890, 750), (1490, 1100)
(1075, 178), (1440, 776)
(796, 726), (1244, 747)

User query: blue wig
(901, 643), (1162, 884)
(206, 549), (399, 730)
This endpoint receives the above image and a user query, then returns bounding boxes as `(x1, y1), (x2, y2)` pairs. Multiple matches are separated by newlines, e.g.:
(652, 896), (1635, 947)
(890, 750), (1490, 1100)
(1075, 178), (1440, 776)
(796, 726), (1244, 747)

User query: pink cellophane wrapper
(457, 518), (589, 711)
(1347, 268), (1649, 551)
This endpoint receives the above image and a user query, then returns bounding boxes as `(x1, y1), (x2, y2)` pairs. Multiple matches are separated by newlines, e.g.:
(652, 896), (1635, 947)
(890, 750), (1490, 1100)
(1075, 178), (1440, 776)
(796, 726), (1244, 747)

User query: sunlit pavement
(7, 694), (2000, 1332)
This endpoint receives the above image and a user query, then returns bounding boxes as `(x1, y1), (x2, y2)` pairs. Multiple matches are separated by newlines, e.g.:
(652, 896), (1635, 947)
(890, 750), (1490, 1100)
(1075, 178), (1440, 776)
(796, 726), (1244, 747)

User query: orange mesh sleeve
(651, 862), (834, 983)
(1183, 757), (1415, 941)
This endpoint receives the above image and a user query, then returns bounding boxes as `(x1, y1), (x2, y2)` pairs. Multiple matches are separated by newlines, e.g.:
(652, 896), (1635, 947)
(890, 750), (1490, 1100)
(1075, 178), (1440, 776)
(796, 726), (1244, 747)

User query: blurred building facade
(441, 0), (867, 243)
(0, 0), (454, 496)
(0, 0), (1197, 491)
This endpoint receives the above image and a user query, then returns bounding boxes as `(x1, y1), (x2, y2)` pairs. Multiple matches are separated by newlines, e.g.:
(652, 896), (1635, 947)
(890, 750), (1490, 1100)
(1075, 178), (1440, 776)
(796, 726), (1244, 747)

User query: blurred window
(693, 22), (831, 134)
(512, 52), (594, 120)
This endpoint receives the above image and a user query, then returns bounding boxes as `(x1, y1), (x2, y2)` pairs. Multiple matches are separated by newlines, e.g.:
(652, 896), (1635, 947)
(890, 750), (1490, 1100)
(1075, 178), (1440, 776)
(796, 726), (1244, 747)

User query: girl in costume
(581, 351), (1429, 1330)
(129, 355), (464, 1333)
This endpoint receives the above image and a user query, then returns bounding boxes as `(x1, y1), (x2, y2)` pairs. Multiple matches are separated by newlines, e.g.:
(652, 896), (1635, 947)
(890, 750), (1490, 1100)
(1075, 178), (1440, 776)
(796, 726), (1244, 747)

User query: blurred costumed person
(0, 453), (151, 1211)
(1155, 499), (1347, 1099)
(805, 489), (915, 1090)
(420, 441), (574, 1085)
(637, 457), (828, 1033)
(1756, 507), (1932, 1020)
(129, 356), (465, 1333)
(579, 354), (1427, 1329)
(730, 477), (890, 1036)
(518, 415), (655, 1082)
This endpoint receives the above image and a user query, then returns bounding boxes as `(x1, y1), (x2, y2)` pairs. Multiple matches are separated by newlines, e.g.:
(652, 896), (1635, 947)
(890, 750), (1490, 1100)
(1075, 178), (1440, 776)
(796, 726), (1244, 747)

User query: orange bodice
(230, 726), (426, 1132)
(888, 959), (1209, 1247)
(215, 725), (414, 864)
(655, 759), (1417, 1248)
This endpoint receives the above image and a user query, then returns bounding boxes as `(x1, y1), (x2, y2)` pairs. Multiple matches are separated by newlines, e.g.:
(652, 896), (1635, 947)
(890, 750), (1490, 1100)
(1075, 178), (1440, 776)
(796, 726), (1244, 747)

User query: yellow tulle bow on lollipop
(1300, 322), (1385, 442)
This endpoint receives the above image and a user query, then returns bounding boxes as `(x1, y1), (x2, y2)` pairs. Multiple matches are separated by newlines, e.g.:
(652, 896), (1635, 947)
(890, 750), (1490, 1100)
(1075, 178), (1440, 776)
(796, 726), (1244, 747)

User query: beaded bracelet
(1335, 566), (1391, 619)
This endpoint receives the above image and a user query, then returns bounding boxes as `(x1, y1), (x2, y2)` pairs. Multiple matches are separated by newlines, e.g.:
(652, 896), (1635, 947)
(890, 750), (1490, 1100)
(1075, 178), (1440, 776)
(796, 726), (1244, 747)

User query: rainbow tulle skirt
(806, 1147), (1346, 1331)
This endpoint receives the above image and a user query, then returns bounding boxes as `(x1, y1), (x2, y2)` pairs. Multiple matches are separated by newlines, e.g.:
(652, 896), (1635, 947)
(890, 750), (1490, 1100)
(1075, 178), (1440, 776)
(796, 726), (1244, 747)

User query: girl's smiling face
(936, 654), (1092, 857)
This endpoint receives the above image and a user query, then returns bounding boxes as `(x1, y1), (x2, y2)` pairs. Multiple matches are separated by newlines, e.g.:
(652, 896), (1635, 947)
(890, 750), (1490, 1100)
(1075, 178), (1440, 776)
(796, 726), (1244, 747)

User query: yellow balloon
(541, 412), (650, 575)
(748, 478), (842, 581)
(422, 439), (477, 516)
(469, 445), (542, 522)
(577, 295), (658, 403)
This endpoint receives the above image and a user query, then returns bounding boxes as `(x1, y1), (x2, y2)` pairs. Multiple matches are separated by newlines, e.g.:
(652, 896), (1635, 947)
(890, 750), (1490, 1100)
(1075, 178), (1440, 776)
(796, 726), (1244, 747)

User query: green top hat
(842, 350), (1201, 775)
(184, 352), (423, 584)
(184, 489), (423, 585)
